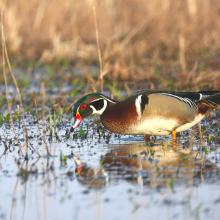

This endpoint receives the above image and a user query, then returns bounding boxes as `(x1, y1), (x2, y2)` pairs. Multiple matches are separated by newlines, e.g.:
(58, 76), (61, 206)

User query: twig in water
(92, 1), (104, 91)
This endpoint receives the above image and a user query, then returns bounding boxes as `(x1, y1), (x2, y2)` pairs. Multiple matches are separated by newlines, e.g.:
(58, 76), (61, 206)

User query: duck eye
(80, 103), (87, 110)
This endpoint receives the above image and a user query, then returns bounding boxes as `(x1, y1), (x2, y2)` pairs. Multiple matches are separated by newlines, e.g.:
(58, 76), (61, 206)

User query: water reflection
(74, 143), (220, 190)
(5, 141), (220, 220)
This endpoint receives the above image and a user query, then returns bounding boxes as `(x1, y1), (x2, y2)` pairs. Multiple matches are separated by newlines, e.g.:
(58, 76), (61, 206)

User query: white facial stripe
(90, 99), (107, 115)
(90, 98), (104, 103)
(135, 95), (142, 120)
(99, 95), (116, 103)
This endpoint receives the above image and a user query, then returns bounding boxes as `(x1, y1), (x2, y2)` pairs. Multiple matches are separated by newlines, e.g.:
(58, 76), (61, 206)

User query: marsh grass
(0, 0), (220, 89)
(1, 3), (64, 159)
(1, 4), (24, 157)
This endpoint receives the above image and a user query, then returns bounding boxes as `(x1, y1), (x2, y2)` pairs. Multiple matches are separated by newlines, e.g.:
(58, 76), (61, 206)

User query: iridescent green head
(70, 93), (116, 131)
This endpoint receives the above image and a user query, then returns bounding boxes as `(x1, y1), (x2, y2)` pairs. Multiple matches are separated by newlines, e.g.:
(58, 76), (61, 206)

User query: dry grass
(1, 0), (220, 88)
(1, 1), (29, 158)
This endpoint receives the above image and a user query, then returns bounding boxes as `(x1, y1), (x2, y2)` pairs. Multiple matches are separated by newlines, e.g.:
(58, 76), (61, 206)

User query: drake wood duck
(70, 90), (220, 144)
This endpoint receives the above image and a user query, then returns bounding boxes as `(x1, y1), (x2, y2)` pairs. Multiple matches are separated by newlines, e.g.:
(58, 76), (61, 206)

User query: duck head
(70, 93), (116, 131)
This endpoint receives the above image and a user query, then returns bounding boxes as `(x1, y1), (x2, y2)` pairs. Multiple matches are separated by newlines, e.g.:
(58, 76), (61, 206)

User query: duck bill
(70, 113), (83, 132)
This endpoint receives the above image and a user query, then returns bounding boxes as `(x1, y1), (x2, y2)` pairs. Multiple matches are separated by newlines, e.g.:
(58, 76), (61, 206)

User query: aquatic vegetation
(59, 151), (68, 167)
(0, 1), (220, 219)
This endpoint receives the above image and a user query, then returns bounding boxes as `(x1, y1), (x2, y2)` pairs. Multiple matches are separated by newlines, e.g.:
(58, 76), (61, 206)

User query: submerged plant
(60, 151), (68, 167)
(48, 111), (61, 142)
(79, 127), (87, 139)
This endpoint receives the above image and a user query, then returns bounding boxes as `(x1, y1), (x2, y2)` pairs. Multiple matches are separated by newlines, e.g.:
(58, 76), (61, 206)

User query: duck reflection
(73, 144), (220, 190)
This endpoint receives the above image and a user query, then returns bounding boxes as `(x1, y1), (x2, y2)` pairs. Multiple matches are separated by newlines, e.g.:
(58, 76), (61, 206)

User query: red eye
(80, 103), (87, 110)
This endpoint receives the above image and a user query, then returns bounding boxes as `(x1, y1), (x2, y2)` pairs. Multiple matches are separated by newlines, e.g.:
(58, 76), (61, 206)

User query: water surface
(0, 113), (220, 220)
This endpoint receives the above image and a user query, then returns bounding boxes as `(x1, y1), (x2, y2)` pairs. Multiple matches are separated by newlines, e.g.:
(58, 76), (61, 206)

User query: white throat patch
(90, 99), (108, 115)
(135, 95), (142, 120)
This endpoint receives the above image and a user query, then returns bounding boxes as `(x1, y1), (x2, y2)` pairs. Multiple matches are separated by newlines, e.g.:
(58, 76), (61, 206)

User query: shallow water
(0, 113), (220, 220)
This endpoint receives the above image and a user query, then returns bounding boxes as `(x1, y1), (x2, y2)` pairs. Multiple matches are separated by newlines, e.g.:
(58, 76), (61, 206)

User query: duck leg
(172, 130), (177, 149)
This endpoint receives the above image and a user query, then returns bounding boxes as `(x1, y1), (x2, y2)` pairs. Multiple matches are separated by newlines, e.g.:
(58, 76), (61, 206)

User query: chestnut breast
(100, 97), (138, 134)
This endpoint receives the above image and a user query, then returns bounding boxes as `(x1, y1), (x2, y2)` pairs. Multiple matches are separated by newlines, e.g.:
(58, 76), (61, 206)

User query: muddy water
(0, 113), (220, 220)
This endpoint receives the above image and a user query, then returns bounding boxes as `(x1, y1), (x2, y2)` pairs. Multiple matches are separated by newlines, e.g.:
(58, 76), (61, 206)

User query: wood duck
(70, 90), (220, 144)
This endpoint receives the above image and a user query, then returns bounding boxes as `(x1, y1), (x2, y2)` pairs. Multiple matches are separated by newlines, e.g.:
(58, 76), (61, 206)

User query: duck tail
(198, 90), (220, 97)
(197, 93), (220, 114)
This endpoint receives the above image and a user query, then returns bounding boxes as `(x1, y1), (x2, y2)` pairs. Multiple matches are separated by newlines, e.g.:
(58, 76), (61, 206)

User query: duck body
(71, 90), (220, 136)
(101, 93), (203, 135)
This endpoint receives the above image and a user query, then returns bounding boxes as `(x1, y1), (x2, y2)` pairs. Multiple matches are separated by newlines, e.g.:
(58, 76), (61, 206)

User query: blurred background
(1, 0), (220, 90)
(0, 2), (220, 220)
